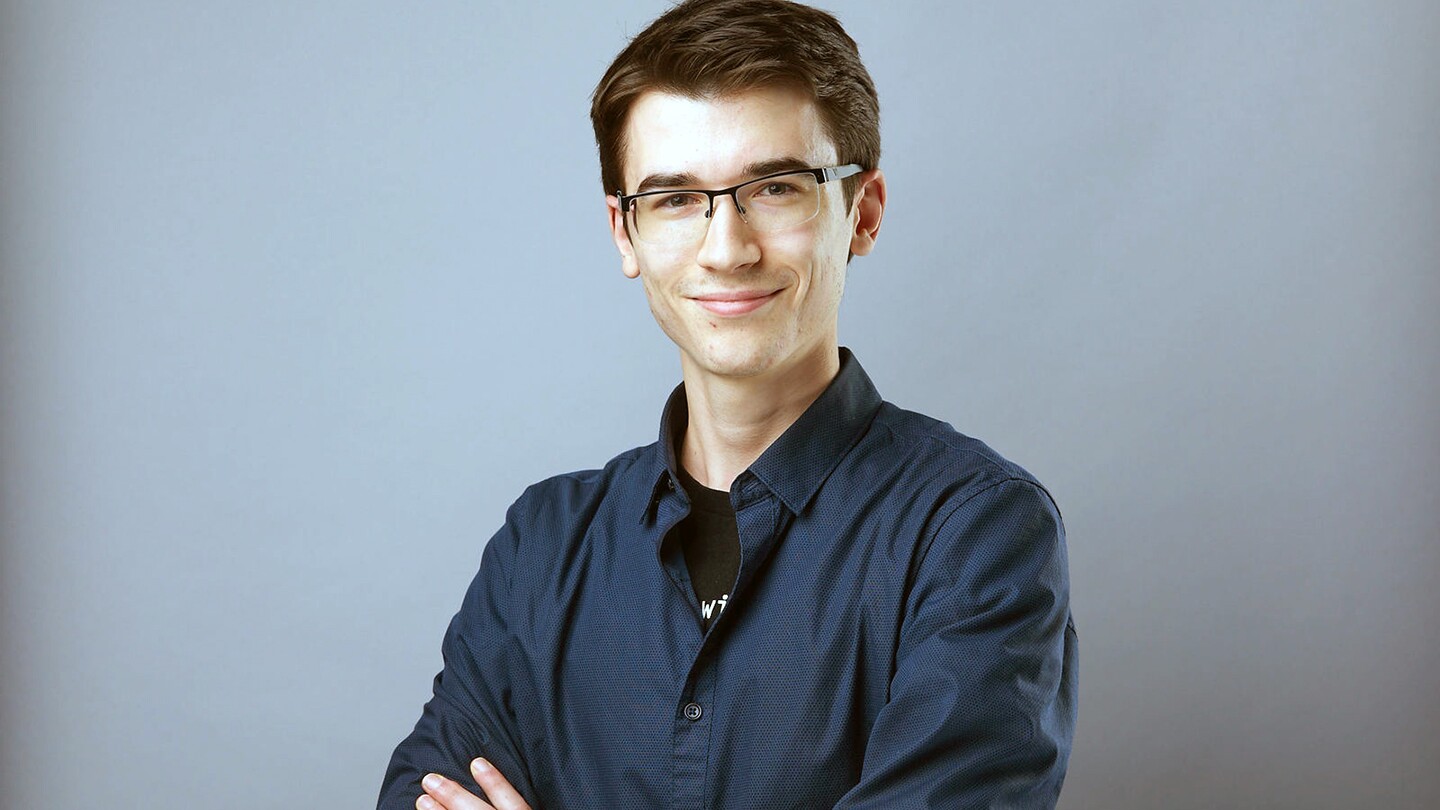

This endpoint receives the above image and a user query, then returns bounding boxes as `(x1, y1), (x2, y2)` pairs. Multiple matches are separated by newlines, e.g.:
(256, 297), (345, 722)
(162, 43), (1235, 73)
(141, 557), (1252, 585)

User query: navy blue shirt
(378, 348), (1077, 809)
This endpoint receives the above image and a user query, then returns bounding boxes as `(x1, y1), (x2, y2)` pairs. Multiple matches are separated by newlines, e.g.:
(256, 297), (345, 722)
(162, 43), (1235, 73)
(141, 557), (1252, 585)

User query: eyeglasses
(616, 163), (862, 246)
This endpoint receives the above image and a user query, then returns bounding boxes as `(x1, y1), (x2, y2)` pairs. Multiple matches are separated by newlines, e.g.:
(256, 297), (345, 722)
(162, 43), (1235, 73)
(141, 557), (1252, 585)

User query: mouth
(689, 288), (783, 317)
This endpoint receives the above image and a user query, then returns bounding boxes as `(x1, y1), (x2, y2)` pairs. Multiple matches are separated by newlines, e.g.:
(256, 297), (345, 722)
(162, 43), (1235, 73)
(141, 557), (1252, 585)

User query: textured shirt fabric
(671, 446), (741, 632)
(378, 347), (1078, 810)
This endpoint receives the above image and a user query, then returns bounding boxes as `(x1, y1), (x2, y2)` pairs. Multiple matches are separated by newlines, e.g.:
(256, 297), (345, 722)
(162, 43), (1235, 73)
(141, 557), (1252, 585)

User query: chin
(689, 337), (788, 379)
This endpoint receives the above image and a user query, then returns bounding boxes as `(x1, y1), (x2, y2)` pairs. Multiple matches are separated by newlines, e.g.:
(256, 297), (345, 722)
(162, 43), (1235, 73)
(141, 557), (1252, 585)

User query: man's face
(607, 86), (876, 382)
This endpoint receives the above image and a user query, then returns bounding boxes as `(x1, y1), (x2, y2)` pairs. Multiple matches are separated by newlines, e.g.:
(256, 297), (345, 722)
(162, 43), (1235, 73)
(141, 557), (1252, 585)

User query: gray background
(2, 1), (1436, 808)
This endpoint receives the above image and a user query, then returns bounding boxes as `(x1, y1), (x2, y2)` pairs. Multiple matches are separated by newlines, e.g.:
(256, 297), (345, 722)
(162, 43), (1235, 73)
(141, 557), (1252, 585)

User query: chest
(507, 503), (919, 806)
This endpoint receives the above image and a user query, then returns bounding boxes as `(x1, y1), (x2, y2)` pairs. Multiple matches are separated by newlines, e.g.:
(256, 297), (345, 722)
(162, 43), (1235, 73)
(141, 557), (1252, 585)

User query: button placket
(672, 656), (718, 809)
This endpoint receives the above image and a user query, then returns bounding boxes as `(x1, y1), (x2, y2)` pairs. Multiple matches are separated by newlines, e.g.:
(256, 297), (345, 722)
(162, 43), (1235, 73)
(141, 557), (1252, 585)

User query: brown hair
(590, 0), (880, 207)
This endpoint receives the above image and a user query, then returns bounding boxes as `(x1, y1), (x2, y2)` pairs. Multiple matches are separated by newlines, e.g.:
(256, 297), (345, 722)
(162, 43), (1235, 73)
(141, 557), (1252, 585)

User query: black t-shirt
(672, 461), (741, 631)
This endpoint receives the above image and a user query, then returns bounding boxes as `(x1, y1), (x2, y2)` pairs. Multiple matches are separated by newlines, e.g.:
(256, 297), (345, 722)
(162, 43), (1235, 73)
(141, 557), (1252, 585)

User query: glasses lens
(737, 172), (821, 233)
(628, 172), (825, 245)
(632, 192), (709, 245)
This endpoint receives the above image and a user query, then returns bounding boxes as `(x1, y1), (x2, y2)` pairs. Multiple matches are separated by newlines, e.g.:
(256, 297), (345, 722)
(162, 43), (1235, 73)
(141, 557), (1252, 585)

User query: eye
(758, 182), (798, 197)
(660, 193), (702, 209)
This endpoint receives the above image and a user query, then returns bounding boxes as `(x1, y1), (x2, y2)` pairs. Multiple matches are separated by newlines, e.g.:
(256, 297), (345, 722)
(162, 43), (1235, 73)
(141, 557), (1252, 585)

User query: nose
(696, 193), (761, 273)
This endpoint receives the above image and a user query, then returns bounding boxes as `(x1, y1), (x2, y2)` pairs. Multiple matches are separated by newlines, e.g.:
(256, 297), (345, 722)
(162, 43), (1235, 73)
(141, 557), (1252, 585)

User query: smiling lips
(690, 288), (782, 316)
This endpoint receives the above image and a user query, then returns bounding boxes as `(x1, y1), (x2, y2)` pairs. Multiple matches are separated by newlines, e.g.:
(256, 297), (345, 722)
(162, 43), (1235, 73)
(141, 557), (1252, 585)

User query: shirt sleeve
(832, 478), (1078, 810)
(376, 496), (538, 810)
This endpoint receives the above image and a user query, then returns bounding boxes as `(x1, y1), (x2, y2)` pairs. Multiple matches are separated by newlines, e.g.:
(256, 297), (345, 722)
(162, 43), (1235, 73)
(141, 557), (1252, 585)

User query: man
(379, 1), (1077, 808)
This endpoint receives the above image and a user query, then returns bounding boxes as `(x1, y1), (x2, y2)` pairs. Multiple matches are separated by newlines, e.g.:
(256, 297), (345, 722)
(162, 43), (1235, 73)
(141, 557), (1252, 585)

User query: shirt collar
(644, 346), (883, 519)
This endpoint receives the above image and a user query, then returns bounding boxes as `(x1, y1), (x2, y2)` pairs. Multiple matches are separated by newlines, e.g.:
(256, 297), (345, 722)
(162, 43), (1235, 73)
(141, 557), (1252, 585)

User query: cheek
(634, 249), (684, 294)
(636, 258), (691, 327)
(780, 226), (848, 298)
(639, 274), (674, 318)
(637, 240), (693, 272)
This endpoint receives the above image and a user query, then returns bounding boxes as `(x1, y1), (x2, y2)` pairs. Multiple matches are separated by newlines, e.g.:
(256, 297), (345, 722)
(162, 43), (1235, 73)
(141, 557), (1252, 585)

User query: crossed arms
(378, 479), (1076, 809)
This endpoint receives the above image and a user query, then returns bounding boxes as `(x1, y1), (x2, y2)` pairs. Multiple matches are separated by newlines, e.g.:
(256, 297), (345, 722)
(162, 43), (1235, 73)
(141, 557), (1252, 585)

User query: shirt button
(682, 702), (703, 721)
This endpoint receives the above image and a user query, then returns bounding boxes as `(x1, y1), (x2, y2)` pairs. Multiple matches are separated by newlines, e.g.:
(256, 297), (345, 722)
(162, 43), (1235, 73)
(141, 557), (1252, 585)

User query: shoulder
(482, 442), (658, 592)
(867, 400), (1059, 518)
(870, 406), (1069, 624)
(504, 441), (658, 532)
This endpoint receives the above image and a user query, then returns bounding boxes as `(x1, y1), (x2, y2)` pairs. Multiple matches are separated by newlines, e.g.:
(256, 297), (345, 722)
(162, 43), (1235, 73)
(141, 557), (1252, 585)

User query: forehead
(622, 86), (837, 188)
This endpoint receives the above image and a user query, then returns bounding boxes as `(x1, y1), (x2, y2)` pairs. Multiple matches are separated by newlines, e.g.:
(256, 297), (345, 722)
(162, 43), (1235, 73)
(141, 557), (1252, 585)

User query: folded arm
(833, 479), (1078, 809)
(377, 499), (538, 810)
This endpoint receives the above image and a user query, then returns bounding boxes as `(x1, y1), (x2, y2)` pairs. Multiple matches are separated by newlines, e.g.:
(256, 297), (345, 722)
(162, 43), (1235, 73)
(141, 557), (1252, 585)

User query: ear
(606, 194), (641, 279)
(847, 169), (887, 258)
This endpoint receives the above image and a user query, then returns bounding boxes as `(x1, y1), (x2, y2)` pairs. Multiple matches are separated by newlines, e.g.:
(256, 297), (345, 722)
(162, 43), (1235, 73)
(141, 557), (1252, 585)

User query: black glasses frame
(616, 163), (863, 222)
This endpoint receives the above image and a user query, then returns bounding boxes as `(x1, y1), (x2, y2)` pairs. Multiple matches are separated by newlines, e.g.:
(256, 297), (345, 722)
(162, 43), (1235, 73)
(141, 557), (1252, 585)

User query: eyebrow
(633, 156), (814, 194)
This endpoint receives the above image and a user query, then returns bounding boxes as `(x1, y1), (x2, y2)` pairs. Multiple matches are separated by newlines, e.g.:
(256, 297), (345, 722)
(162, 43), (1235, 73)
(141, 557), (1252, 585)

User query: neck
(678, 342), (840, 492)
